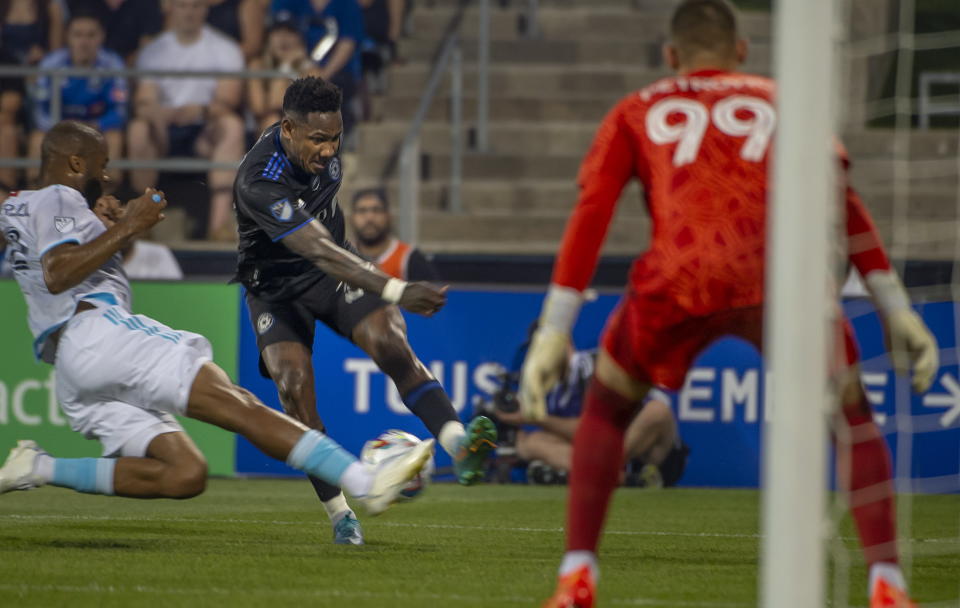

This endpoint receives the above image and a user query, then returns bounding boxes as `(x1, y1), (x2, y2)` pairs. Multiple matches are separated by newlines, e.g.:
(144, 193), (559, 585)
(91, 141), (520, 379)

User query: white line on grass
(1, 513), (958, 546)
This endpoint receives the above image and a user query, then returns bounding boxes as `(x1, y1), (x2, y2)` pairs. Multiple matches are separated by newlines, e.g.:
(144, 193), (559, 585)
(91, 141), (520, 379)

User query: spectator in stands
(247, 21), (315, 132)
(357, 0), (404, 98)
(269, 0), (365, 137)
(63, 0), (164, 64)
(0, 47), (24, 193)
(0, 0), (64, 65)
(207, 0), (268, 60)
(349, 188), (438, 281)
(28, 13), (127, 187)
(128, 0), (245, 242)
(494, 347), (690, 489)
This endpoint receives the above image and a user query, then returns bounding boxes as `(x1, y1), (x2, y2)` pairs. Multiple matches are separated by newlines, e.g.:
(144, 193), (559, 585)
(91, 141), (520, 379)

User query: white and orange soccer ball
(361, 430), (435, 500)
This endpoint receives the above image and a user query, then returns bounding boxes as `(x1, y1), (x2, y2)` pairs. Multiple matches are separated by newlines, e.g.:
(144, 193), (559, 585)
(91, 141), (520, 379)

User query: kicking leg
(0, 433), (206, 499)
(185, 361), (432, 516)
(261, 341), (361, 543)
(353, 305), (496, 485)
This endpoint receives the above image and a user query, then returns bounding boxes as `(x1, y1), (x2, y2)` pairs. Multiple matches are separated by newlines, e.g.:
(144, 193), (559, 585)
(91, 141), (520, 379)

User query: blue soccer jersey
(32, 49), (128, 132)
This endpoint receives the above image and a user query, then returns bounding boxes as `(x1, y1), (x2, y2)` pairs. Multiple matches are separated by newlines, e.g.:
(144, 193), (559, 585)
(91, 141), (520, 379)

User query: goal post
(761, 0), (840, 606)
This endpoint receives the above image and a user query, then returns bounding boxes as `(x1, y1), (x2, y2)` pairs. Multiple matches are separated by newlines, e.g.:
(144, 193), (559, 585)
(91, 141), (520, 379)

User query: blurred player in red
(520, 2), (939, 607)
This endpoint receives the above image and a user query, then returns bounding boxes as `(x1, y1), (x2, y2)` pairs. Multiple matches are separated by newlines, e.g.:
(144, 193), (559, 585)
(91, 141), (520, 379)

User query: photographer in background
(490, 336), (689, 488)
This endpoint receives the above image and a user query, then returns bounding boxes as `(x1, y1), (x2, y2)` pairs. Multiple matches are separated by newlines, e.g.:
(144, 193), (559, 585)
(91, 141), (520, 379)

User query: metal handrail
(0, 65), (293, 171)
(384, 0), (491, 244)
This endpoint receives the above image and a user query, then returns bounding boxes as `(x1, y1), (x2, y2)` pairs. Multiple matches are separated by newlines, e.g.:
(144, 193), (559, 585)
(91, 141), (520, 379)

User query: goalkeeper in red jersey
(520, 1), (939, 607)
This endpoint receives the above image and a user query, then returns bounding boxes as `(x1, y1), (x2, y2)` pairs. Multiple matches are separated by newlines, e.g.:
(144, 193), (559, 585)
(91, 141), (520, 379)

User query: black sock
(403, 380), (460, 438)
(309, 475), (342, 502)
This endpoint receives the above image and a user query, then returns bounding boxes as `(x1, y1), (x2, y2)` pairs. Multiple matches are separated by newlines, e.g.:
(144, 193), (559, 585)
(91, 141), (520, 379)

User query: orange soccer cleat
(870, 578), (918, 608)
(542, 566), (596, 608)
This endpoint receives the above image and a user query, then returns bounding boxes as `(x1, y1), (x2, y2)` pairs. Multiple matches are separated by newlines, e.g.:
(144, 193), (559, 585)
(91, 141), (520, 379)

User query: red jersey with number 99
(556, 69), (776, 315)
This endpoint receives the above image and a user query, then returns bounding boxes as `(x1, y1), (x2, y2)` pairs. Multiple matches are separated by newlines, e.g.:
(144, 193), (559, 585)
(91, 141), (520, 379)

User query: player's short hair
(670, 0), (739, 62)
(282, 77), (343, 122)
(351, 188), (389, 211)
(40, 121), (102, 173)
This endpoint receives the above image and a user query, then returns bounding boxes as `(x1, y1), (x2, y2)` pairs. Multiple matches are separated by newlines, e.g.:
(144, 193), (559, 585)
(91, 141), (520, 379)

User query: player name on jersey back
(0, 185), (130, 361)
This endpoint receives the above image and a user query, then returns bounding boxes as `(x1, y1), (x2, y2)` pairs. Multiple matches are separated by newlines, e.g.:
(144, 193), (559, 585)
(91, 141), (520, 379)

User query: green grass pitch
(0, 480), (956, 607)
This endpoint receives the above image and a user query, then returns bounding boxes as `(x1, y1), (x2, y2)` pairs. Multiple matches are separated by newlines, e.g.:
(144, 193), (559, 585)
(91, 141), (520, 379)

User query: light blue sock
(286, 430), (357, 486)
(51, 458), (115, 495)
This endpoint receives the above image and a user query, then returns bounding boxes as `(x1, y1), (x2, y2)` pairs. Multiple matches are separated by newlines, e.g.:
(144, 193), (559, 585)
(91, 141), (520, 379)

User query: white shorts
(54, 305), (213, 457)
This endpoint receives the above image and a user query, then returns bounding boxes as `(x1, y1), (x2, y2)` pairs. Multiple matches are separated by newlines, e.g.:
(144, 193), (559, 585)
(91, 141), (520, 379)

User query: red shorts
(601, 294), (859, 390)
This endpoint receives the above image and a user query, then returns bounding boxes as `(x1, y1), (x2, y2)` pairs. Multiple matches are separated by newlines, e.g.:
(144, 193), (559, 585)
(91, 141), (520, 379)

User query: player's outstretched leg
(185, 362), (434, 516)
(545, 350), (646, 608)
(353, 307), (497, 485)
(0, 437), (211, 499)
(261, 341), (362, 544)
(836, 373), (915, 608)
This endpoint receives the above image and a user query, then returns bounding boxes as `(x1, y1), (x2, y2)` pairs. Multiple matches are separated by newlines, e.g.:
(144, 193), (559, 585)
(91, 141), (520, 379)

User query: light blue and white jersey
(0, 185), (131, 362)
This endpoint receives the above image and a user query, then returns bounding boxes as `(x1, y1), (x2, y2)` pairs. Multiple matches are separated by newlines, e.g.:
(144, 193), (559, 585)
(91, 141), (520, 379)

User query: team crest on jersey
(328, 157), (341, 181)
(257, 313), (274, 334)
(54, 216), (75, 233)
(270, 199), (294, 222)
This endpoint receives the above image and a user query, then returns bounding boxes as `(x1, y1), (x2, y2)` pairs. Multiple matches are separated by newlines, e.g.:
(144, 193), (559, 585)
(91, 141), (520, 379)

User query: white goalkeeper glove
(519, 285), (583, 421)
(864, 270), (939, 393)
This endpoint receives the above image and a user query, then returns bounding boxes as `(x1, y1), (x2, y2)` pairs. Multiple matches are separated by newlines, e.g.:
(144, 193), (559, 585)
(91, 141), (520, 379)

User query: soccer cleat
(870, 578), (917, 608)
(359, 438), (434, 516)
(0, 440), (46, 494)
(542, 566), (596, 608)
(333, 513), (364, 545)
(454, 416), (498, 486)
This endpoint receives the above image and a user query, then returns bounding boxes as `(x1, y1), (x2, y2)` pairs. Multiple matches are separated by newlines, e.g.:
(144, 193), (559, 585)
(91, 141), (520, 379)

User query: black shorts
(167, 123), (205, 157)
(245, 274), (387, 378)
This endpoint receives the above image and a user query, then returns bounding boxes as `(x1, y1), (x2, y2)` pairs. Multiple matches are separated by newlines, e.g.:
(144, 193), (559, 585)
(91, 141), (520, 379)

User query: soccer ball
(361, 429), (435, 500)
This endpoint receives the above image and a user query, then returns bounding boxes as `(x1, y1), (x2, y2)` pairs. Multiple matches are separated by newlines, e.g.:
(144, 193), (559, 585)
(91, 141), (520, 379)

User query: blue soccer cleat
(333, 513), (364, 545)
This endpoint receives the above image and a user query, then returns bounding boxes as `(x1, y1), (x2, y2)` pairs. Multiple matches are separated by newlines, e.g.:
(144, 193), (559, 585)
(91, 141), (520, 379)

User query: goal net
(765, 0), (960, 606)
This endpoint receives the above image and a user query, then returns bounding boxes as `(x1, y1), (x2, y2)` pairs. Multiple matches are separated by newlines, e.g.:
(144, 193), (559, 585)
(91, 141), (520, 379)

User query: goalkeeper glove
(864, 270), (939, 393)
(519, 285), (582, 421)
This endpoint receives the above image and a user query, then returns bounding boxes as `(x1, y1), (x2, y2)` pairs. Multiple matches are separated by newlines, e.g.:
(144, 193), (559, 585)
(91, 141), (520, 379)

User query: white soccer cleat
(0, 440), (46, 494)
(359, 438), (435, 516)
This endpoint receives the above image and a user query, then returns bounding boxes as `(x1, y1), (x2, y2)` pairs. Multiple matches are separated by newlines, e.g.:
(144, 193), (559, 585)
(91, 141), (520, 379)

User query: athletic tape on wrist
(382, 277), (408, 304)
(540, 284), (583, 334)
(864, 270), (910, 314)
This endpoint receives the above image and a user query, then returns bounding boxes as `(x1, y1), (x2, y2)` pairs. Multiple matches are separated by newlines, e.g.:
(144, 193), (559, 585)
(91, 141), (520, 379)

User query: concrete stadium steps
(352, 2), (956, 258)
(342, 179), (645, 215)
(385, 64), (670, 96)
(372, 94), (623, 122)
(417, 207), (649, 255)
(407, 7), (772, 43)
(399, 37), (772, 71)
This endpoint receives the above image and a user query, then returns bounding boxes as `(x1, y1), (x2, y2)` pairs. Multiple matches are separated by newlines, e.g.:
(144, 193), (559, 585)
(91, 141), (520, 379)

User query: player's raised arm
(520, 101), (638, 420)
(43, 188), (167, 294)
(280, 218), (447, 316)
(845, 181), (938, 392)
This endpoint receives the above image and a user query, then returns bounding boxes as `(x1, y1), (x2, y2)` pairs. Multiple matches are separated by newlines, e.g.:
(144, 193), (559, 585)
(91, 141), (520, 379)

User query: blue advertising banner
(236, 289), (960, 492)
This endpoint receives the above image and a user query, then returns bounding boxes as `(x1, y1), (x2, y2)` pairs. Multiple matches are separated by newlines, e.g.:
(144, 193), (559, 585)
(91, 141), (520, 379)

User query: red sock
(837, 403), (898, 566)
(566, 377), (639, 553)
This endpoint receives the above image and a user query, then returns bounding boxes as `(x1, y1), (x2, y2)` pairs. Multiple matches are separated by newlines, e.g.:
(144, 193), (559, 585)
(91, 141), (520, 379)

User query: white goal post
(761, 0), (840, 606)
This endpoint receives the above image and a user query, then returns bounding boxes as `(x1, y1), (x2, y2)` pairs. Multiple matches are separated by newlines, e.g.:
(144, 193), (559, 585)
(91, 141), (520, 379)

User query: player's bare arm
(43, 189), (166, 294)
(281, 218), (447, 316)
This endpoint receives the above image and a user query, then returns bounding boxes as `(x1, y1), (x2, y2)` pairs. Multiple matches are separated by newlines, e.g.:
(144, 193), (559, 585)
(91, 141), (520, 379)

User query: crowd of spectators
(0, 0), (407, 240)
